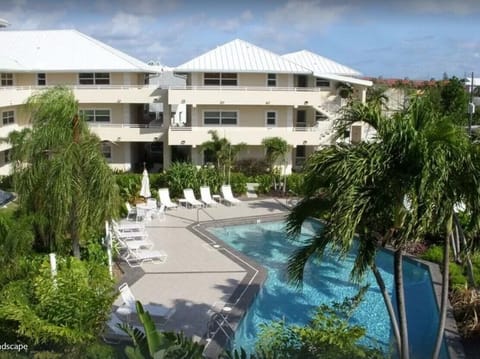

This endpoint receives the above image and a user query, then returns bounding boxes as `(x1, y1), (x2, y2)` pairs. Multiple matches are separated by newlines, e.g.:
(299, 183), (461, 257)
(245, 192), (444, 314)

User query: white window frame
(78, 72), (111, 85)
(1, 110), (15, 126)
(0, 73), (13, 86)
(37, 73), (47, 86)
(315, 77), (330, 88)
(79, 108), (111, 123)
(267, 73), (277, 87)
(203, 110), (239, 126)
(265, 110), (277, 127)
(203, 73), (238, 86)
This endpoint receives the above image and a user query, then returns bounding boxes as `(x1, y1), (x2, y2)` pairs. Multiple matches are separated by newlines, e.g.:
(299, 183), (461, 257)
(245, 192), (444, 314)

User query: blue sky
(1, 0), (480, 79)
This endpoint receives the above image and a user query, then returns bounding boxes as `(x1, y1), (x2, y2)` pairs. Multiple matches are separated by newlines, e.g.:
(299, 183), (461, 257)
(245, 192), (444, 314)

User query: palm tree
(8, 87), (120, 258)
(286, 96), (480, 359)
(200, 130), (245, 183)
(261, 137), (289, 192)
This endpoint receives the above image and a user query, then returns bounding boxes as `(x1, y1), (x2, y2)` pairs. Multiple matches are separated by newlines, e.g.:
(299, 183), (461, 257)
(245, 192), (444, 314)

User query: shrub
(165, 162), (199, 198)
(233, 158), (269, 177)
(197, 166), (224, 195)
(229, 172), (248, 196)
(254, 174), (274, 194)
(286, 173), (305, 196)
(420, 245), (443, 263)
(450, 262), (468, 290)
(451, 286), (480, 338)
(0, 175), (13, 191)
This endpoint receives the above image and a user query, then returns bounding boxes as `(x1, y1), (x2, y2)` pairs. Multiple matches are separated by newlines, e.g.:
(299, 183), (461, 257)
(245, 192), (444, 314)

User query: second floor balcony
(167, 121), (334, 147)
(0, 85), (160, 107)
(88, 123), (166, 142)
(168, 85), (333, 107)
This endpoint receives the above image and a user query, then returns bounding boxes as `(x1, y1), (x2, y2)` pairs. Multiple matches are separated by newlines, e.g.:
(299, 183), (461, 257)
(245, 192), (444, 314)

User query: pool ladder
(206, 311), (235, 345)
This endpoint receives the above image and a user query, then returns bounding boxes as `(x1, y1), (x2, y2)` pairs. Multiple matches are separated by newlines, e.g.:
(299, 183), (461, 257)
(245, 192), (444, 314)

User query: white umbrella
(140, 168), (151, 198)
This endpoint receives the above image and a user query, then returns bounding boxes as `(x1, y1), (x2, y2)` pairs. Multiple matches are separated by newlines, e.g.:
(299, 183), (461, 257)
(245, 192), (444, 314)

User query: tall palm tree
(200, 129), (245, 183)
(8, 87), (120, 258)
(286, 96), (480, 359)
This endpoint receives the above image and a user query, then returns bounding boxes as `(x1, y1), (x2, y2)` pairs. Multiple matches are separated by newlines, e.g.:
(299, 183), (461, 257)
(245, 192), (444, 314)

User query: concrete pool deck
(110, 197), (466, 359)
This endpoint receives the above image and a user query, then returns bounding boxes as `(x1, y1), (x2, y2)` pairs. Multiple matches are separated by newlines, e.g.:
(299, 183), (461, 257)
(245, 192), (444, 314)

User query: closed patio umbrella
(139, 168), (151, 199)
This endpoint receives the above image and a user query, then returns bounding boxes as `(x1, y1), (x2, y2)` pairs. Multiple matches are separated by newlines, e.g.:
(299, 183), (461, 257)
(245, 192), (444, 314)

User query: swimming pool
(208, 220), (447, 359)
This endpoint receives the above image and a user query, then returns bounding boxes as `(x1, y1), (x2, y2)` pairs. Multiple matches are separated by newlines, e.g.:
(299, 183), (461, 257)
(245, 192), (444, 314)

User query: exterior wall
(188, 72), (294, 88)
(10, 72), (144, 87)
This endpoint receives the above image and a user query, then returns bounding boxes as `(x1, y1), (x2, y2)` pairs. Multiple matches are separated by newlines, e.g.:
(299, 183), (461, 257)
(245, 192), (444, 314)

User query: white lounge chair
(121, 247), (168, 267)
(114, 233), (154, 251)
(125, 202), (138, 221)
(183, 188), (204, 208)
(200, 186), (219, 207)
(116, 283), (176, 320)
(111, 219), (145, 233)
(158, 188), (178, 209)
(221, 185), (241, 206)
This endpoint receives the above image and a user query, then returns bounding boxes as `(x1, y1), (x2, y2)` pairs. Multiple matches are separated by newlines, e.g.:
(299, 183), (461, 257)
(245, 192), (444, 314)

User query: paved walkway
(112, 198), (289, 340)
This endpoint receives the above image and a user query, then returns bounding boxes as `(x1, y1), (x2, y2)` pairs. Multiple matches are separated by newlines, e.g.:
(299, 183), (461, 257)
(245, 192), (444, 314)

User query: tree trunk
(432, 219), (451, 359)
(371, 263), (402, 355)
(394, 248), (409, 359)
(453, 214), (476, 288)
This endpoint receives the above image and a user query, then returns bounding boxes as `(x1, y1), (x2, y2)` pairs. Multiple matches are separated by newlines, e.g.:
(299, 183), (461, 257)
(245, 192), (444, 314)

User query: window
(100, 143), (111, 160)
(266, 111), (276, 126)
(204, 73), (237, 86)
(3, 150), (10, 164)
(37, 73), (46, 86)
(295, 145), (306, 167)
(203, 111), (238, 125)
(79, 109), (111, 122)
(0, 73), (13, 86)
(267, 73), (277, 87)
(79, 72), (110, 85)
(203, 149), (215, 165)
(316, 78), (330, 87)
(2, 111), (14, 126)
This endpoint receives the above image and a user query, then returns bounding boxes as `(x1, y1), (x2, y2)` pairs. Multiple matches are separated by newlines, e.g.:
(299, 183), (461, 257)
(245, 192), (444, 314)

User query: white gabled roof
(175, 39), (310, 74)
(282, 50), (361, 76)
(0, 29), (152, 72)
(283, 50), (372, 87)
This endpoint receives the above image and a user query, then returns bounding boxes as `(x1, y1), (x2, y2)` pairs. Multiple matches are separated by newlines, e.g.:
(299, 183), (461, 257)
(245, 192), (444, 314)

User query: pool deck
(110, 197), (289, 357)
(109, 197), (466, 359)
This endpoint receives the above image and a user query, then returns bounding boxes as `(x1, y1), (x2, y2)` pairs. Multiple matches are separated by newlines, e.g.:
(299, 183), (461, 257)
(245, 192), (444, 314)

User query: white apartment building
(167, 39), (372, 173)
(0, 29), (165, 175)
(0, 30), (371, 176)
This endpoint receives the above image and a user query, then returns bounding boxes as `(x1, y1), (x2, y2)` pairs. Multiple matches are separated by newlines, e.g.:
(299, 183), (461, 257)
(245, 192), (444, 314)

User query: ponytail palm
(8, 87), (120, 257)
(286, 96), (480, 359)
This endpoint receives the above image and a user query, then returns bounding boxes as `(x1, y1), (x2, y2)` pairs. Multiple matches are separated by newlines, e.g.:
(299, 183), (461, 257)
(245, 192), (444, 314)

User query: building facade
(0, 31), (371, 176)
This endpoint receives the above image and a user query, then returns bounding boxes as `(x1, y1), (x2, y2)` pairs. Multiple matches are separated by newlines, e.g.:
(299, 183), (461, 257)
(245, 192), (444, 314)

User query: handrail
(0, 84), (157, 91)
(168, 125), (333, 132)
(169, 85), (331, 93)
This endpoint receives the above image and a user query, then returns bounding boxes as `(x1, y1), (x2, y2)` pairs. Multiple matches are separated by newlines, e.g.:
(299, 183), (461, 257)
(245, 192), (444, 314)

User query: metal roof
(175, 39), (310, 74)
(282, 50), (361, 76)
(0, 29), (153, 72)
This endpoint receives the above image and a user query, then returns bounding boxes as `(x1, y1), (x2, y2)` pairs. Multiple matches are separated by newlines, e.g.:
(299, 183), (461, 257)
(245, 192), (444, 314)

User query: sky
(1, 0), (480, 80)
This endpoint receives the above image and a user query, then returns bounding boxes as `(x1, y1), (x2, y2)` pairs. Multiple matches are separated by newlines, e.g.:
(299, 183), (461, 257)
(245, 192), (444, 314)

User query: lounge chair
(125, 202), (138, 221)
(121, 247), (168, 267)
(183, 188), (204, 208)
(114, 233), (154, 251)
(221, 185), (241, 206)
(116, 283), (176, 320)
(103, 312), (144, 343)
(246, 183), (259, 198)
(200, 186), (219, 207)
(158, 188), (178, 209)
(111, 219), (145, 233)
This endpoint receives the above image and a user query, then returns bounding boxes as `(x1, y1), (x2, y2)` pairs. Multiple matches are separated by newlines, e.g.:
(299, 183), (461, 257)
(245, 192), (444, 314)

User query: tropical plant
(120, 301), (205, 359)
(164, 162), (199, 198)
(222, 289), (384, 359)
(261, 137), (289, 192)
(286, 95), (480, 359)
(199, 130), (246, 183)
(8, 87), (120, 258)
(0, 254), (115, 351)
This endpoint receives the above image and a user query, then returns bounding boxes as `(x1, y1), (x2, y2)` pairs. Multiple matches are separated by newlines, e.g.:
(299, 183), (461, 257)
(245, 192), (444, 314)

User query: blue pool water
(209, 220), (447, 359)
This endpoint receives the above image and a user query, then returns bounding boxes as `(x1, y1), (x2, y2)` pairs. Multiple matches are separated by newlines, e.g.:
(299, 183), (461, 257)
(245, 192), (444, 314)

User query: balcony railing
(0, 84), (159, 106)
(169, 85), (330, 92)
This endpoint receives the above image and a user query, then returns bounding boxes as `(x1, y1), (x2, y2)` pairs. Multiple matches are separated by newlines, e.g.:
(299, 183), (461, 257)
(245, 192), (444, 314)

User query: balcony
(168, 122), (334, 147)
(88, 123), (166, 142)
(0, 85), (160, 107)
(168, 85), (332, 107)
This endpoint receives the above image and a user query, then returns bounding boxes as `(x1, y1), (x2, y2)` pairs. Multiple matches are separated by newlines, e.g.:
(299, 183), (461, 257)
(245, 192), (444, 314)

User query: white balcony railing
(0, 84), (159, 106)
(168, 124), (334, 147)
(168, 85), (333, 107)
(87, 122), (166, 142)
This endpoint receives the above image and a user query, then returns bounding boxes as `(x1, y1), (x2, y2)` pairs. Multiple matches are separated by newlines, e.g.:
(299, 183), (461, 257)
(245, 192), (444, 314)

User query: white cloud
(208, 10), (253, 33)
